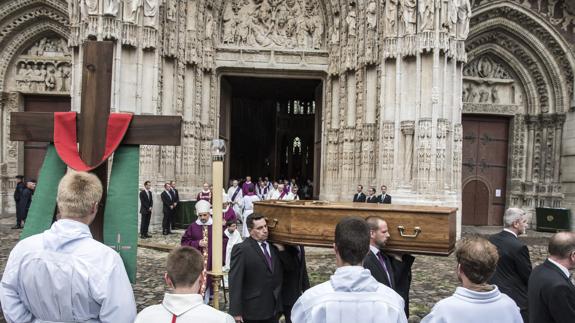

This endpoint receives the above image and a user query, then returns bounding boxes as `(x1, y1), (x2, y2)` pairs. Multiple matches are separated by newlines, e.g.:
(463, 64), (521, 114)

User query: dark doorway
(23, 95), (71, 179)
(462, 115), (509, 225)
(219, 76), (322, 197)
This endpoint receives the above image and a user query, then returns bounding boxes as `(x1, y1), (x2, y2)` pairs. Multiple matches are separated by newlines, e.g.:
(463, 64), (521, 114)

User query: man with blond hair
(422, 235), (522, 323)
(135, 246), (234, 322)
(0, 171), (136, 323)
(488, 207), (532, 322)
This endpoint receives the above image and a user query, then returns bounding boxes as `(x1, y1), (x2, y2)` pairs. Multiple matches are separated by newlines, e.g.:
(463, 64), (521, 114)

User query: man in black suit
(12, 175), (25, 229)
(353, 184), (366, 202)
(488, 207), (531, 322)
(528, 232), (575, 323)
(169, 180), (179, 231)
(160, 183), (174, 235)
(139, 180), (153, 239)
(366, 187), (379, 203)
(363, 215), (414, 317)
(16, 179), (36, 228)
(229, 213), (283, 323)
(278, 245), (309, 323)
(378, 185), (391, 204)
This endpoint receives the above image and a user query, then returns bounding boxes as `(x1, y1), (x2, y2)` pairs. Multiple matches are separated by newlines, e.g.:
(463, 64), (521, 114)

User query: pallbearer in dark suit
(160, 183), (174, 235)
(488, 208), (531, 322)
(363, 216), (414, 317)
(366, 187), (379, 203)
(378, 185), (392, 204)
(278, 245), (310, 323)
(229, 213), (283, 323)
(528, 232), (575, 323)
(353, 184), (366, 202)
(139, 180), (153, 239)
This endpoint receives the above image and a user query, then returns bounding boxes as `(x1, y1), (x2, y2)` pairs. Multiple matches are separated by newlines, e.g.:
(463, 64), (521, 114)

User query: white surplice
(227, 186), (243, 219)
(241, 194), (260, 237)
(291, 266), (407, 323)
(0, 219), (136, 323)
(421, 286), (523, 323)
(135, 293), (235, 323)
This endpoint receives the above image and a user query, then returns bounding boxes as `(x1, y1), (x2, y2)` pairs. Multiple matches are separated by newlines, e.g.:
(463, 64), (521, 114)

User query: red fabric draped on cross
(53, 112), (133, 171)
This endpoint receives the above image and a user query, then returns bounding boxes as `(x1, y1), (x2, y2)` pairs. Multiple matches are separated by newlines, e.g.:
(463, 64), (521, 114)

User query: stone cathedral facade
(0, 0), (574, 231)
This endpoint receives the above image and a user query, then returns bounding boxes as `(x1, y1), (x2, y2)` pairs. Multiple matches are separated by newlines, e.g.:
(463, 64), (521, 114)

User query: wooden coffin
(254, 200), (457, 256)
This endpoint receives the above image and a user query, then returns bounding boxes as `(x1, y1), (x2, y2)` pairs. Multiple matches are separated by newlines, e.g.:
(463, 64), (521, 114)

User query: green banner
(103, 145), (139, 283)
(20, 144), (67, 240)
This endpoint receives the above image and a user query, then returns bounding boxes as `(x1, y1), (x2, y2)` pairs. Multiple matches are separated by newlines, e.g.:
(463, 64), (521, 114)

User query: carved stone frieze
(220, 0), (325, 50)
(463, 55), (513, 79)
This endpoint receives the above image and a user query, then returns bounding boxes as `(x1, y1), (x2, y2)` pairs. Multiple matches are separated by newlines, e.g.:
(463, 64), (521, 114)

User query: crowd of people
(353, 184), (392, 203)
(2, 172), (575, 323)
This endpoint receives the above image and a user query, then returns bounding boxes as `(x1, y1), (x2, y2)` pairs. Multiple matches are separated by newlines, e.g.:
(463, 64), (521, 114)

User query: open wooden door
(313, 82), (323, 199)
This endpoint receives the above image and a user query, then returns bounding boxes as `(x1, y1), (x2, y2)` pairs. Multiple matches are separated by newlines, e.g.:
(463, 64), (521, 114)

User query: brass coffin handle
(266, 218), (279, 229)
(397, 226), (422, 238)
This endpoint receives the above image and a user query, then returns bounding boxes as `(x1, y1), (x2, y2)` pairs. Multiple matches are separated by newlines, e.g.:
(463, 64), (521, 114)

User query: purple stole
(279, 191), (286, 199)
(231, 186), (241, 201)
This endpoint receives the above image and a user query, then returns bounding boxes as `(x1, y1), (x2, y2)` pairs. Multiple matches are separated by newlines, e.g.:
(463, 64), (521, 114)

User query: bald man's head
(548, 232), (575, 259)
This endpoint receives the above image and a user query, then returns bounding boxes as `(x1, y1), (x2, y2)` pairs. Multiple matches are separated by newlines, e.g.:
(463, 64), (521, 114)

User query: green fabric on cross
(20, 144), (67, 240)
(103, 145), (139, 283)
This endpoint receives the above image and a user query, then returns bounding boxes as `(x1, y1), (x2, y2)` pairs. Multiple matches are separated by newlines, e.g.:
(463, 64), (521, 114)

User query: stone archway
(466, 1), (575, 223)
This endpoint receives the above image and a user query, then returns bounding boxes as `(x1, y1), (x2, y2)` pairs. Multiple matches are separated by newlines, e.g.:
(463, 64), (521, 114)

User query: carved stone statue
(68, 0), (80, 24)
(419, 0), (434, 31)
(400, 0), (417, 36)
(346, 8), (357, 38)
(457, 0), (472, 39)
(223, 0), (241, 44)
(205, 9), (214, 40)
(366, 0), (377, 31)
(123, 0), (140, 23)
(104, 0), (120, 17)
(143, 0), (159, 27)
(385, 0), (399, 37)
(85, 0), (99, 16)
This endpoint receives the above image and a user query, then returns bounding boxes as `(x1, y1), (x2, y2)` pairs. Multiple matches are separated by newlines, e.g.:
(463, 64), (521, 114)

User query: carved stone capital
(401, 120), (415, 135)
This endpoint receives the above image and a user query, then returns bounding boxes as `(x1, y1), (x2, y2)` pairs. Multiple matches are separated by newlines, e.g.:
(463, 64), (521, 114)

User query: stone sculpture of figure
(548, 0), (559, 18)
(104, 0), (120, 17)
(143, 0), (159, 27)
(385, 0), (399, 37)
(122, 0), (140, 23)
(331, 14), (340, 44)
(366, 0), (377, 30)
(448, 0), (458, 36)
(68, 0), (80, 24)
(45, 66), (56, 90)
(346, 8), (357, 38)
(491, 87), (499, 104)
(222, 1), (240, 44)
(400, 0), (417, 35)
(419, 0), (435, 31)
(304, 2), (323, 49)
(85, 0), (99, 15)
(457, 0), (472, 39)
(205, 10), (214, 40)
(479, 89), (490, 103)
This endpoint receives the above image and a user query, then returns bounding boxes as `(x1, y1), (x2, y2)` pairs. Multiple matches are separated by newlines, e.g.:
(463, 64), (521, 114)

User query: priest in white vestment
(291, 217), (407, 323)
(135, 246), (235, 323)
(227, 179), (243, 220)
(270, 183), (290, 200)
(240, 186), (260, 238)
(421, 236), (522, 323)
(0, 171), (136, 323)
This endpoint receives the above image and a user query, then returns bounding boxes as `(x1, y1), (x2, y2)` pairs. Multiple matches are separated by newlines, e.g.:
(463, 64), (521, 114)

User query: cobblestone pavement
(0, 214), (565, 322)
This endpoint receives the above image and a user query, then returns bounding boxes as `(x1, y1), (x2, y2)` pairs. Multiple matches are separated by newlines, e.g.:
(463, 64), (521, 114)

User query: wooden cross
(10, 41), (182, 241)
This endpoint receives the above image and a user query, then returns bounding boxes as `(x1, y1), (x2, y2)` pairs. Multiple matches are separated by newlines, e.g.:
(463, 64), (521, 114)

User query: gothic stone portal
(219, 76), (323, 198)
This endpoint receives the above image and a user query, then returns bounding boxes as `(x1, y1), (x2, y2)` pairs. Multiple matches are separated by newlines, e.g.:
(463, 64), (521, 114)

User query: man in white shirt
(270, 184), (289, 200)
(135, 246), (235, 323)
(291, 216), (407, 323)
(422, 236), (522, 323)
(0, 171), (136, 323)
(241, 186), (260, 237)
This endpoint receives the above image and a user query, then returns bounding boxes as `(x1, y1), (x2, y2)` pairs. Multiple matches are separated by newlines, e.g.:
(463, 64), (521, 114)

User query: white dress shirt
(135, 293), (234, 323)
(0, 219), (136, 323)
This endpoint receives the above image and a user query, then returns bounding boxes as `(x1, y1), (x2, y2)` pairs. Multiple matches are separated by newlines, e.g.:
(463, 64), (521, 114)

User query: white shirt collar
(503, 228), (518, 238)
(195, 217), (213, 226)
(162, 293), (203, 316)
(369, 244), (380, 255)
(548, 258), (571, 278)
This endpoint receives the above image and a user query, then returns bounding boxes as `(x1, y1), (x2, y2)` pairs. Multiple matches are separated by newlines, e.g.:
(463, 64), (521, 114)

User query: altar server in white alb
(241, 186), (260, 237)
(291, 216), (407, 323)
(421, 235), (522, 323)
(0, 171), (136, 323)
(135, 246), (235, 323)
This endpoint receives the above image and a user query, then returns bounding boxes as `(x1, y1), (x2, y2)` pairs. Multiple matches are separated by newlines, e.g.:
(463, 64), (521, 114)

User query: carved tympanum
(221, 0), (324, 49)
